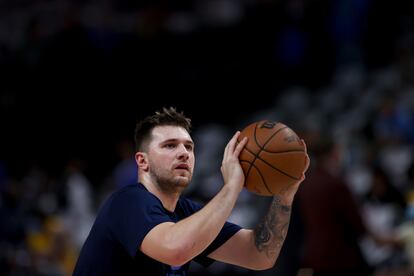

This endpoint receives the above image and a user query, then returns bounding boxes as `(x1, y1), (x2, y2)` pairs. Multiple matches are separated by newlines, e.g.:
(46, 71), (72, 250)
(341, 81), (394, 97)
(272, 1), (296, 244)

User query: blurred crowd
(0, 139), (138, 276)
(1, 0), (411, 90)
(1, 0), (414, 275)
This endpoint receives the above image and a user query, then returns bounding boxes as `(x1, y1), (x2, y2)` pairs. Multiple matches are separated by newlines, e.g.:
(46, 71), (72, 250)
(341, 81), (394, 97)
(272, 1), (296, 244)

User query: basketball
(237, 120), (307, 196)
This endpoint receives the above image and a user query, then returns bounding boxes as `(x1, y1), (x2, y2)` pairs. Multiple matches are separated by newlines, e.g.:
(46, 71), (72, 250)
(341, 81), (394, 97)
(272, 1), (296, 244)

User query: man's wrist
(273, 194), (294, 208)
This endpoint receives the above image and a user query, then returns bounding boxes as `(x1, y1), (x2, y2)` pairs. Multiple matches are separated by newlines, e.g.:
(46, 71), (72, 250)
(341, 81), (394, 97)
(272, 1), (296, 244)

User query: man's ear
(135, 152), (149, 171)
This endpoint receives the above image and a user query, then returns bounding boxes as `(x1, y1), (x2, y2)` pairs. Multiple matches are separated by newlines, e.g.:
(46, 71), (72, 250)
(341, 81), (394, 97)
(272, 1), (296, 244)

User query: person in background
(296, 134), (401, 276)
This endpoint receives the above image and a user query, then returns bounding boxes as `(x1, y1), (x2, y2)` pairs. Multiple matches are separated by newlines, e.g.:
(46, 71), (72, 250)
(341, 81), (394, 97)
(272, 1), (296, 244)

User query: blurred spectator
(374, 96), (414, 145)
(365, 165), (407, 215)
(60, 159), (94, 250)
(360, 165), (408, 270)
(296, 134), (395, 275)
(0, 178), (27, 274)
(27, 216), (77, 276)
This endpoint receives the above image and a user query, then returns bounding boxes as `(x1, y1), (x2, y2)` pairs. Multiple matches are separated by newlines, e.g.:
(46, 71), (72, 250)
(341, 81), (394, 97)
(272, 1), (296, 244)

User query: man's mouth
(174, 164), (189, 171)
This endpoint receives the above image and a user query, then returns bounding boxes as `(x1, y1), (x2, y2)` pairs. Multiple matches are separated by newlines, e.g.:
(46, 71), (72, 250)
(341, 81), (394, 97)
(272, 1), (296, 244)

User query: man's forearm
(253, 196), (292, 264)
(167, 184), (240, 263)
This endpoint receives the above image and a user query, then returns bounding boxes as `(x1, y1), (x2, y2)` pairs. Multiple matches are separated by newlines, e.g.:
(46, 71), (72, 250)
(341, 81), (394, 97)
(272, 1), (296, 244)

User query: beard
(149, 161), (192, 194)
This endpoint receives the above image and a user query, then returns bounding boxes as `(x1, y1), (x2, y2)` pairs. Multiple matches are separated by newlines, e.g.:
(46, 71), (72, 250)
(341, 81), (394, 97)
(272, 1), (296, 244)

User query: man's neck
(140, 176), (180, 212)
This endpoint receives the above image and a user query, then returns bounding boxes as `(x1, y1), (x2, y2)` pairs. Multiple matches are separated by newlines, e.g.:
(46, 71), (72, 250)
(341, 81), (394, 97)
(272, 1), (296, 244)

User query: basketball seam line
(258, 125), (289, 150)
(240, 160), (269, 195)
(258, 149), (305, 154)
(245, 122), (274, 194)
(243, 146), (301, 180)
(243, 149), (273, 194)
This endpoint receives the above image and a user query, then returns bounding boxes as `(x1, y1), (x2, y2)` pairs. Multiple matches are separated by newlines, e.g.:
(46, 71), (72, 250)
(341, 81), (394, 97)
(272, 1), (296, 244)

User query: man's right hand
(221, 131), (248, 193)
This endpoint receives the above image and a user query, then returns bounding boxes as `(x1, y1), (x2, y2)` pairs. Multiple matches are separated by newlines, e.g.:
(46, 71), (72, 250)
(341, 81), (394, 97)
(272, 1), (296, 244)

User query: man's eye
(165, 144), (175, 149)
(185, 145), (193, 151)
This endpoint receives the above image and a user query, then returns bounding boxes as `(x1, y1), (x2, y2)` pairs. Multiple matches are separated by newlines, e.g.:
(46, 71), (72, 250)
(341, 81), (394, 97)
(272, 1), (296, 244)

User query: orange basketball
(237, 120), (307, 196)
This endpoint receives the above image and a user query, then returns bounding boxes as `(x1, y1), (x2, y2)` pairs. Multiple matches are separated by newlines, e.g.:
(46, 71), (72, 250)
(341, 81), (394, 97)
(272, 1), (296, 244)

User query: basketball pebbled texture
(238, 120), (307, 196)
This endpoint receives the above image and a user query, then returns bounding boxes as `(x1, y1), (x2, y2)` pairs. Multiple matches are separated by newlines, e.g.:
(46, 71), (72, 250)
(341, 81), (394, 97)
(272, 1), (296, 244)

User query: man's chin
(175, 176), (191, 188)
(177, 176), (190, 185)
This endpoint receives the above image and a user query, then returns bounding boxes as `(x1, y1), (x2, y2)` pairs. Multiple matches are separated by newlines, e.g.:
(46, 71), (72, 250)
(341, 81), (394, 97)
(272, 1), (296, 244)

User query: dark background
(1, 0), (410, 181)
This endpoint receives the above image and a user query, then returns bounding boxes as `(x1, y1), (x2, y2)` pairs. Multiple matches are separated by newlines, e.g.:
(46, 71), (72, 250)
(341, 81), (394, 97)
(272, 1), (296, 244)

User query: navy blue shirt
(73, 183), (241, 276)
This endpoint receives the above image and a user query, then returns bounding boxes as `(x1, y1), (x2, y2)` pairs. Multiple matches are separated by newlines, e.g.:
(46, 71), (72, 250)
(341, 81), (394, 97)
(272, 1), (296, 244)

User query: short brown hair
(134, 107), (192, 152)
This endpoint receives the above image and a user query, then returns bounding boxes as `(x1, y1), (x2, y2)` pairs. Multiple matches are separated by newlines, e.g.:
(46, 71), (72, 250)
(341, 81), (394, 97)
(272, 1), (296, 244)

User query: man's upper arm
(140, 221), (185, 266)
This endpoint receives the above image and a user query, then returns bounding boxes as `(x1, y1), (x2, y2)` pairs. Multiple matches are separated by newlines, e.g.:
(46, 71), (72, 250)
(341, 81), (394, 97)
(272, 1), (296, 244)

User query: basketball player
(73, 107), (309, 275)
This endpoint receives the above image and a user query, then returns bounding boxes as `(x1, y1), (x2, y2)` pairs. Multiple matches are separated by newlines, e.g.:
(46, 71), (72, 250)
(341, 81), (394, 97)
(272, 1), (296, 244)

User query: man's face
(147, 125), (195, 192)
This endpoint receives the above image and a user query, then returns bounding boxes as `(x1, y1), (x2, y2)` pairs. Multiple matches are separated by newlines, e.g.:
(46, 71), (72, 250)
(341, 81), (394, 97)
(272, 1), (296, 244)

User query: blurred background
(1, 0), (414, 275)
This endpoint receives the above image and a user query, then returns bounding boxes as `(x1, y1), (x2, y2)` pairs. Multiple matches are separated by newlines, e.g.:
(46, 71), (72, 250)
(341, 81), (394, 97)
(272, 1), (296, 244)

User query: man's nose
(176, 144), (189, 160)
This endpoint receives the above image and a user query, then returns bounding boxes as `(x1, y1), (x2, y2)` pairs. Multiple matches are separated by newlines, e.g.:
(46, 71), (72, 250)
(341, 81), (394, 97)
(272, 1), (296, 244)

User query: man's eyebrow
(161, 138), (194, 145)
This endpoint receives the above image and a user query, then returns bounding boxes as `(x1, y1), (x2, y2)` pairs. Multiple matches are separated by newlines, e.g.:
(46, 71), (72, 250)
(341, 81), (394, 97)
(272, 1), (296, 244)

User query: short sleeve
(179, 198), (242, 267)
(107, 187), (172, 258)
(194, 221), (242, 267)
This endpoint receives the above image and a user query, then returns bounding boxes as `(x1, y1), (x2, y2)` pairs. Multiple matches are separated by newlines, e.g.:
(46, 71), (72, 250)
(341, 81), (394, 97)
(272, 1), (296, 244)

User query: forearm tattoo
(253, 196), (291, 259)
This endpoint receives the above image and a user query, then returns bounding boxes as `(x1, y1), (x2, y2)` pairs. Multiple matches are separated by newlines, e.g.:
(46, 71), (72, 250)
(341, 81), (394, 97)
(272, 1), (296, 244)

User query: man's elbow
(261, 260), (276, 270)
(250, 264), (275, 271)
(163, 245), (192, 267)
(248, 258), (276, 271)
